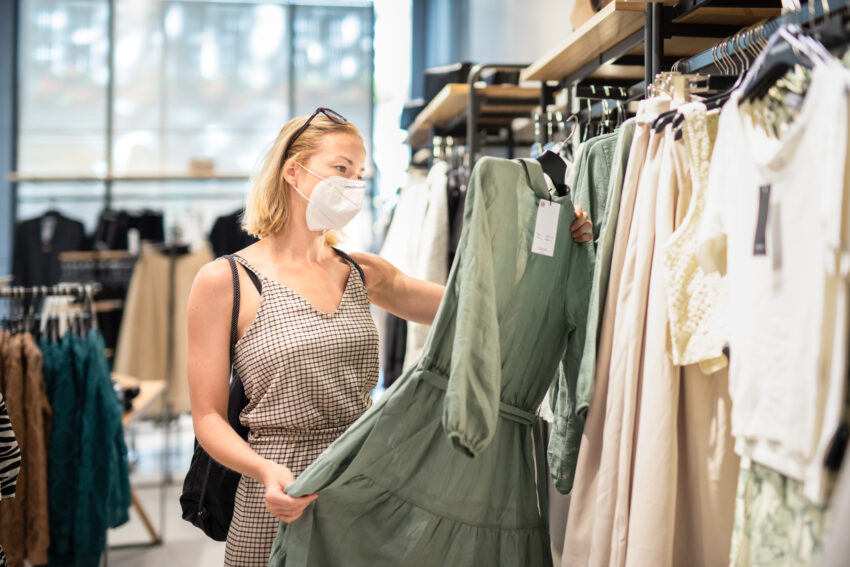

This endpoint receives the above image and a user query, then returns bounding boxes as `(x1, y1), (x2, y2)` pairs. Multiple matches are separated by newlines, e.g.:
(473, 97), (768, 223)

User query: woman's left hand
(571, 205), (593, 243)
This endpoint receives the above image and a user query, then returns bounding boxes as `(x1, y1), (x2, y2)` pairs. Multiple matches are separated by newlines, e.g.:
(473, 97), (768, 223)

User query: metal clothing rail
(0, 281), (101, 299)
(466, 63), (534, 164)
(678, 0), (850, 72)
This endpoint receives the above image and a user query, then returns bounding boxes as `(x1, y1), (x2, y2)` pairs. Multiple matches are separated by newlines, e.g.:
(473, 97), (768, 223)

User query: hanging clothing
(0, 394), (19, 499)
(268, 157), (593, 567)
(93, 209), (164, 251)
(822, 451), (850, 566)
(624, 117), (738, 567)
(0, 393), (20, 567)
(209, 209), (258, 257)
(34, 330), (130, 567)
(380, 314), (407, 388)
(223, 252), (378, 567)
(114, 243), (213, 413)
(670, 106), (738, 567)
(377, 167), (428, 386)
(0, 332), (51, 567)
(72, 330), (131, 567)
(729, 459), (829, 566)
(563, 99), (739, 567)
(549, 119), (636, 494)
(561, 99), (659, 567)
(698, 62), (850, 504)
(662, 103), (728, 372)
(404, 160), (450, 370)
(40, 333), (79, 565)
(12, 212), (88, 287)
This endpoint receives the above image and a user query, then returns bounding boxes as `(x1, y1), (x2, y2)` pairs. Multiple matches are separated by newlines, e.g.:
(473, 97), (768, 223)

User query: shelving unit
(9, 173), (250, 183)
(405, 83), (541, 149)
(402, 0), (784, 164)
(521, 0), (780, 87)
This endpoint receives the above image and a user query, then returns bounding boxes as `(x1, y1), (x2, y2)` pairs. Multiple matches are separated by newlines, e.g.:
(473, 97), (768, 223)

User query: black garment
(382, 314), (408, 389)
(93, 209), (164, 250)
(446, 177), (467, 271)
(209, 210), (258, 257)
(13, 212), (89, 286)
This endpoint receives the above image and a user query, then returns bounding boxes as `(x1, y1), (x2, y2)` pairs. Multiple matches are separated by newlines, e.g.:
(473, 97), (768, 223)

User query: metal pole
(105, 0), (115, 209)
(651, 2), (665, 80)
(644, 4), (653, 89)
(2, 0), (21, 278)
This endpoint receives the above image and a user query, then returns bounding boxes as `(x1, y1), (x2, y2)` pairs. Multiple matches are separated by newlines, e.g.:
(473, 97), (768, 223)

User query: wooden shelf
(113, 374), (166, 427)
(406, 83), (541, 148)
(521, 1), (780, 84)
(521, 2), (646, 82)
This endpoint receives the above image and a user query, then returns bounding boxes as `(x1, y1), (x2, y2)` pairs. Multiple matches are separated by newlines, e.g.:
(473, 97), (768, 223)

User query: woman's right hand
(261, 461), (318, 523)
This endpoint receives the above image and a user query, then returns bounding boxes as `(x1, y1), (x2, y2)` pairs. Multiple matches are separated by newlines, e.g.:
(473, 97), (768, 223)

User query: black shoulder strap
(332, 248), (366, 286)
(229, 255), (262, 294)
(225, 256), (240, 365)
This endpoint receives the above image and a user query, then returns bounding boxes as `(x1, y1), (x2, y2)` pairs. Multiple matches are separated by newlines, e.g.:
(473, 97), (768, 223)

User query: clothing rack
(0, 282), (101, 299)
(678, 0), (850, 73)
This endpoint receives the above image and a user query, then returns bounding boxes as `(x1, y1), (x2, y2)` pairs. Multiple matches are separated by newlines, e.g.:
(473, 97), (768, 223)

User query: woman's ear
(281, 156), (298, 188)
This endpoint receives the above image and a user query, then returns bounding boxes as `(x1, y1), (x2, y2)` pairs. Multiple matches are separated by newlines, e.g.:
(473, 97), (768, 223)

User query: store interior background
(0, 0), (580, 564)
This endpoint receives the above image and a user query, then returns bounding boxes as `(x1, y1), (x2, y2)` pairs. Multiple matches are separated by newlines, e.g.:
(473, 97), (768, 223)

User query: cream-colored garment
(626, 124), (739, 567)
(602, 103), (668, 567)
(403, 160), (449, 369)
(674, 365), (739, 567)
(565, 104), (739, 567)
(622, 122), (682, 567)
(114, 242), (213, 413)
(561, 98), (658, 567)
(663, 103), (728, 373)
(375, 168), (429, 372)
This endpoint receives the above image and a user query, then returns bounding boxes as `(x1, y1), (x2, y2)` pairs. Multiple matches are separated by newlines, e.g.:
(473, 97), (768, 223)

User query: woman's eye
(335, 165), (347, 173)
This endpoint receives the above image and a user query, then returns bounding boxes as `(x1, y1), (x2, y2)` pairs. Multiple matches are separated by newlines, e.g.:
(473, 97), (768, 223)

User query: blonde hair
(243, 113), (363, 246)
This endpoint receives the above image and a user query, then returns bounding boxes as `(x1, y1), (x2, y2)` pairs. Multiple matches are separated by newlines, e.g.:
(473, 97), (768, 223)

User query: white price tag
(531, 200), (560, 257)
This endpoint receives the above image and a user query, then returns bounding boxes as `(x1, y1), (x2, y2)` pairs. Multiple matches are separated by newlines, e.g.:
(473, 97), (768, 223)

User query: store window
(16, 0), (375, 243)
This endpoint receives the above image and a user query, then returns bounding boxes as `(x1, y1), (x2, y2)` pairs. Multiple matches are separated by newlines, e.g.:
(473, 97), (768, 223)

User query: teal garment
(73, 330), (131, 567)
(549, 121), (637, 494)
(268, 157), (594, 567)
(42, 331), (131, 567)
(41, 333), (81, 566)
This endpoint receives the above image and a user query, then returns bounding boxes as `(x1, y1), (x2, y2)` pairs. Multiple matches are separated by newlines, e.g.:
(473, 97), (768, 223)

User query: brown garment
(0, 333), (51, 567)
(0, 333), (25, 567)
(22, 333), (50, 565)
(114, 243), (213, 413)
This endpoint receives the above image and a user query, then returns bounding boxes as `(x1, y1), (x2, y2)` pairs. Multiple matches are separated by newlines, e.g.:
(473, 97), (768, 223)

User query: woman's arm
(350, 207), (591, 324)
(348, 252), (444, 325)
(187, 260), (316, 522)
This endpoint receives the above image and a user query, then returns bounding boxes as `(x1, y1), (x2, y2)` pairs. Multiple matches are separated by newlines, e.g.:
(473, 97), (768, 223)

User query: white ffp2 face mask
(293, 163), (366, 231)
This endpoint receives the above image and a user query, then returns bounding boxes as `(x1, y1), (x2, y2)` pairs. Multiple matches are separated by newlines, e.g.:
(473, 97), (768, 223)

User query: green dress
(268, 157), (594, 567)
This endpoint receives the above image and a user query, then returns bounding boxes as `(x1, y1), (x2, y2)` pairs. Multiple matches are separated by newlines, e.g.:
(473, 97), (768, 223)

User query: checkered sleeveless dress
(223, 253), (379, 567)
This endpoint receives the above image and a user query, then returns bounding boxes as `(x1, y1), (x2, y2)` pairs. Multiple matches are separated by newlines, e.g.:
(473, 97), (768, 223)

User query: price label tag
(531, 200), (560, 257)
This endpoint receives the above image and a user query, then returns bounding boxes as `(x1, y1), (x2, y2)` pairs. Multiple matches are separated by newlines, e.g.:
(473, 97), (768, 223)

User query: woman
(187, 108), (593, 566)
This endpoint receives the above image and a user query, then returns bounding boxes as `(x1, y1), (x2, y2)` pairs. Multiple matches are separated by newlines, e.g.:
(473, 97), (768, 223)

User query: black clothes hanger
(536, 150), (570, 197)
(737, 24), (833, 103)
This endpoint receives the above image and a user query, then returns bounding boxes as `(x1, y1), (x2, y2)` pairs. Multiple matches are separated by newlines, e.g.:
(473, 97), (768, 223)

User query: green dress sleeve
(442, 159), (502, 458)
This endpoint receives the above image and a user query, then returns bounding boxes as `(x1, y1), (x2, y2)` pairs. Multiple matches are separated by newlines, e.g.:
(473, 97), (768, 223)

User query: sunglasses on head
(283, 107), (347, 160)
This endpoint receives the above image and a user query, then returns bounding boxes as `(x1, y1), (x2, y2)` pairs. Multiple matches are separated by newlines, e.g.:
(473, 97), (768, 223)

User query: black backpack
(179, 250), (365, 541)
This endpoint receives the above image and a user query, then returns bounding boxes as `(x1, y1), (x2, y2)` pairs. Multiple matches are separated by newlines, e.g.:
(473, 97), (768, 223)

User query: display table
(113, 374), (168, 546)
